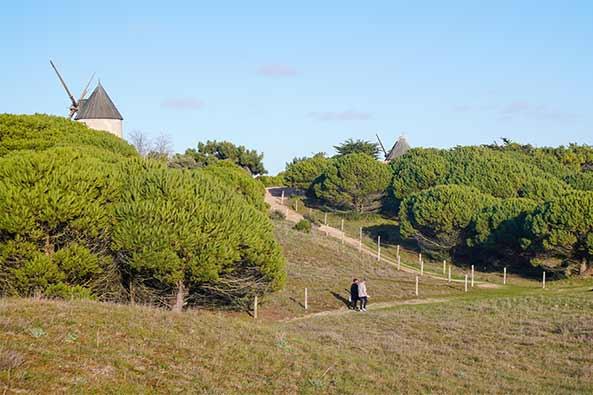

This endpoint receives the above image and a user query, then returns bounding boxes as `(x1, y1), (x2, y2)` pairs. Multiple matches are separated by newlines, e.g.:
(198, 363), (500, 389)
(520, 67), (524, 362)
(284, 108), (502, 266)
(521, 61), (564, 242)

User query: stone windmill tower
(50, 60), (124, 138)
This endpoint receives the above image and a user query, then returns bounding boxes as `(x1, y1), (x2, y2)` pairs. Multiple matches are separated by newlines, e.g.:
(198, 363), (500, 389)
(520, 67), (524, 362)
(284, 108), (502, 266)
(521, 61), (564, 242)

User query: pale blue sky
(2, 1), (592, 173)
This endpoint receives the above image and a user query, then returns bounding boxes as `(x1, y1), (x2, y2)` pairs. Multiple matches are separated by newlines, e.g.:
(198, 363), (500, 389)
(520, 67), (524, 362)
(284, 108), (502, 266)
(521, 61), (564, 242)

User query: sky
(2, 0), (592, 174)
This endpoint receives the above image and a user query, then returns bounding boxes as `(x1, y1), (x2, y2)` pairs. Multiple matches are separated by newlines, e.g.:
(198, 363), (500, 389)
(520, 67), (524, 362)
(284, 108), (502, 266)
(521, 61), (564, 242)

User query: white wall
(78, 119), (123, 138)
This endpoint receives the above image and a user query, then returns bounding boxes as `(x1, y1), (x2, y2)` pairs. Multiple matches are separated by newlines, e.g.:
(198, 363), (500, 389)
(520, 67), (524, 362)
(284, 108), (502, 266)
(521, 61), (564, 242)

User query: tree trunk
(172, 281), (186, 312)
(44, 235), (54, 256)
(580, 258), (588, 275)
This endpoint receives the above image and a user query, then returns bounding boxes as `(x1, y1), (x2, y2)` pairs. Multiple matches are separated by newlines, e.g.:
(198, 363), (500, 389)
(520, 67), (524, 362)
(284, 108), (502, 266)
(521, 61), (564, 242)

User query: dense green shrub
(391, 147), (569, 204)
(257, 173), (286, 187)
(0, 114), (285, 307)
(182, 140), (266, 176)
(399, 185), (498, 260)
(201, 160), (267, 211)
(334, 138), (380, 159)
(0, 147), (121, 297)
(0, 113), (137, 158)
(293, 219), (312, 233)
(314, 153), (392, 213)
(526, 191), (593, 274)
(112, 160), (285, 310)
(284, 153), (331, 191)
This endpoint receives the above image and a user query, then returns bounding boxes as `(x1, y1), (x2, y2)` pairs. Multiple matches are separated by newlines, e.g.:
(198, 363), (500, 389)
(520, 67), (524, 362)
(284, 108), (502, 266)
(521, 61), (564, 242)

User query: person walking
(358, 279), (369, 311)
(350, 279), (359, 310)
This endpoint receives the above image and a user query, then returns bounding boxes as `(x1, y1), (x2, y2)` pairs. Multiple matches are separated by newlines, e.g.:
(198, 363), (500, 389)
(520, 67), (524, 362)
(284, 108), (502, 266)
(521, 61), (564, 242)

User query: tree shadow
(363, 224), (418, 251)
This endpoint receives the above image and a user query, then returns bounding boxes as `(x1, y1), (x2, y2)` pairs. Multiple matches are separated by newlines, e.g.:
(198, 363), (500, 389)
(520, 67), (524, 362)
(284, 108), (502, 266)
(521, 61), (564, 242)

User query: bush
(284, 153), (330, 191)
(269, 210), (286, 220)
(0, 113), (137, 158)
(293, 219), (312, 233)
(314, 153), (392, 213)
(258, 174), (286, 187)
(399, 185), (498, 260)
(526, 191), (593, 275)
(112, 159), (286, 309)
(201, 160), (267, 211)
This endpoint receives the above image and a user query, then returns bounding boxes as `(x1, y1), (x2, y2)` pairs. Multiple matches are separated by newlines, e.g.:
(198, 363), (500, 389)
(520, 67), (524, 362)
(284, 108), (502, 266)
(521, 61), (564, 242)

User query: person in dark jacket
(350, 279), (359, 310)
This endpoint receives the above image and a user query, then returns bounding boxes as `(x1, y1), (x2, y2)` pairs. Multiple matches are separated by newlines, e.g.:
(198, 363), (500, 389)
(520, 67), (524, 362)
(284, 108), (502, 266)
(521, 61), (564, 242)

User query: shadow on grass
(363, 224), (417, 251)
(330, 291), (351, 308)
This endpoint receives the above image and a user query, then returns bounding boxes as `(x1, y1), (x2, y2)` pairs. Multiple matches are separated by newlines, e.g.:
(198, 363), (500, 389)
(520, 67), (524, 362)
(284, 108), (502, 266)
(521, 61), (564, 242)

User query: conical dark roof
(386, 136), (410, 161)
(75, 83), (123, 120)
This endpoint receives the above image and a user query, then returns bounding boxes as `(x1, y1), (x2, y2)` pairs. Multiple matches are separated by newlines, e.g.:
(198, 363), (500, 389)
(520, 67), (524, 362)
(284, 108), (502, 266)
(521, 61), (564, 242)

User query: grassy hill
(2, 218), (593, 394)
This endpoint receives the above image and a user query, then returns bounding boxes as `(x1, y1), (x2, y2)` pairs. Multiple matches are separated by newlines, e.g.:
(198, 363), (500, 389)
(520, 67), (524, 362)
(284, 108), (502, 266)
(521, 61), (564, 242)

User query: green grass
(1, 218), (592, 394)
(1, 284), (592, 394)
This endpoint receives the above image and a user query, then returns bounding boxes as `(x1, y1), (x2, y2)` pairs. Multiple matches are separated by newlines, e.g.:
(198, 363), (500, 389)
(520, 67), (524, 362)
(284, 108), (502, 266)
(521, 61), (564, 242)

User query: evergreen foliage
(334, 138), (380, 159)
(526, 191), (593, 274)
(399, 185), (498, 260)
(283, 153), (330, 191)
(314, 153), (392, 213)
(183, 140), (267, 176)
(0, 115), (285, 307)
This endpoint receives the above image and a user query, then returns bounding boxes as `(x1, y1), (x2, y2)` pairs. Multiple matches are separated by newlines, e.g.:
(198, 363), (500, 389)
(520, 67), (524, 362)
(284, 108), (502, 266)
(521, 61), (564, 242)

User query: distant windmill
(49, 60), (95, 119)
(376, 133), (411, 161)
(50, 60), (124, 138)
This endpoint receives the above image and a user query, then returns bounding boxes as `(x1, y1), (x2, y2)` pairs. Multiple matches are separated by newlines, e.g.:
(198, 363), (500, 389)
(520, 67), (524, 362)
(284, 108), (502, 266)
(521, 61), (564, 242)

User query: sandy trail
(265, 187), (496, 288)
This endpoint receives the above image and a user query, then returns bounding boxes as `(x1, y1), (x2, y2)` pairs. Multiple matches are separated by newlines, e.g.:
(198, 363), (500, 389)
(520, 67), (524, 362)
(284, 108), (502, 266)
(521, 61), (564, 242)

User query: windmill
(49, 60), (123, 138)
(376, 133), (388, 158)
(376, 133), (411, 161)
(49, 60), (95, 119)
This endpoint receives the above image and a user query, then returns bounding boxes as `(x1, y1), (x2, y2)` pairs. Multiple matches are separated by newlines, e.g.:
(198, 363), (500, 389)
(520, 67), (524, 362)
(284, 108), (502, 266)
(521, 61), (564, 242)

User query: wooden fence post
(503, 267), (507, 285)
(377, 236), (381, 261)
(471, 265), (475, 287)
(359, 227), (362, 252)
(448, 265), (451, 283)
(415, 276), (419, 296)
(542, 271), (546, 289)
(304, 288), (308, 310)
(464, 275), (468, 292)
(254, 295), (258, 319)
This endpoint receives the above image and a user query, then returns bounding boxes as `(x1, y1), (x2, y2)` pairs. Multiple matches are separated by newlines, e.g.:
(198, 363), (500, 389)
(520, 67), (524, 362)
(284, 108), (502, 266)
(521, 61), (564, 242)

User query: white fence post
(295, 199), (299, 212)
(443, 260), (446, 275)
(254, 295), (258, 319)
(448, 265), (451, 283)
(396, 245), (400, 258)
(542, 271), (546, 289)
(503, 267), (507, 285)
(420, 260), (424, 276)
(359, 227), (362, 252)
(304, 288), (308, 310)
(415, 276), (419, 296)
(281, 190), (284, 205)
(397, 255), (401, 271)
(377, 236), (381, 261)
(471, 265), (475, 287)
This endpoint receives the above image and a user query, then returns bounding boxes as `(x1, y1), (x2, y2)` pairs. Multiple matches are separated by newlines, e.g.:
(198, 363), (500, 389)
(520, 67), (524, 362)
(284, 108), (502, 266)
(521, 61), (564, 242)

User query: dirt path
(284, 297), (450, 322)
(266, 187), (496, 288)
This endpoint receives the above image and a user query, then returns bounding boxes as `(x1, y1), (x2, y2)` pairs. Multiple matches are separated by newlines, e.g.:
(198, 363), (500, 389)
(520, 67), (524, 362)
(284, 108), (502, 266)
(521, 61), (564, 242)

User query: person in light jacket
(358, 279), (369, 311)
